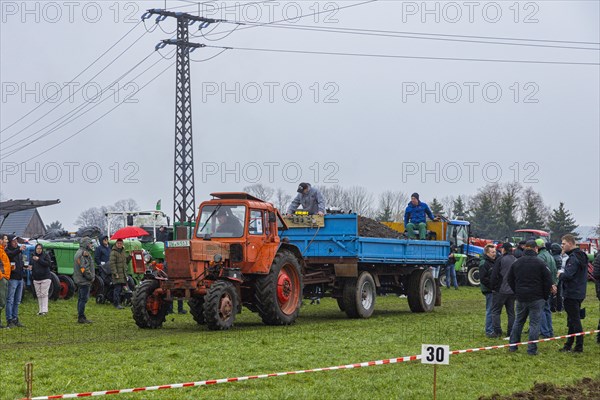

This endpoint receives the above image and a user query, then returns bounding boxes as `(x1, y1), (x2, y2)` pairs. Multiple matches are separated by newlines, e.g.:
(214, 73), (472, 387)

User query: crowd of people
(479, 234), (599, 355)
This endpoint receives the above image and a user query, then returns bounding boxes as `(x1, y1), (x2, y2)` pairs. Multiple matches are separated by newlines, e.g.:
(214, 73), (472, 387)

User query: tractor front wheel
(254, 250), (302, 325)
(204, 281), (238, 330)
(58, 275), (76, 300)
(132, 280), (168, 329)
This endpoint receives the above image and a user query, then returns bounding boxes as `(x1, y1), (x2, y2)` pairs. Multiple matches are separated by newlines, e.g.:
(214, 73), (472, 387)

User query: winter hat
(525, 239), (537, 249)
(297, 183), (310, 193)
(502, 242), (513, 251)
(411, 193), (419, 200)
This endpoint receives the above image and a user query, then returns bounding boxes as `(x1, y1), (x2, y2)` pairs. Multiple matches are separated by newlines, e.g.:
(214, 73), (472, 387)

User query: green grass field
(2, 284), (598, 400)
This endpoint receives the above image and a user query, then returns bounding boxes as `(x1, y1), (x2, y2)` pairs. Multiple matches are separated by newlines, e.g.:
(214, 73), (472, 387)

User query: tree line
(65, 184), (593, 244)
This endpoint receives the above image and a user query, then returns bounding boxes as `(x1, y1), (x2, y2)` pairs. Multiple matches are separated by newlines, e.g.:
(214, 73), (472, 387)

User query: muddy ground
(479, 377), (600, 400)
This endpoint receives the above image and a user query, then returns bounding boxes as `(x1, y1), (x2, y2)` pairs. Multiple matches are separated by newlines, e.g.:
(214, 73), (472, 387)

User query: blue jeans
(484, 293), (494, 335)
(539, 297), (553, 337)
(446, 265), (458, 289)
(509, 299), (545, 355)
(77, 284), (90, 319)
(6, 279), (23, 322)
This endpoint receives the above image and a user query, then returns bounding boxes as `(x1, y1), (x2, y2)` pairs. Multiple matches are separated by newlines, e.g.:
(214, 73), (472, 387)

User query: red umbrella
(111, 226), (149, 240)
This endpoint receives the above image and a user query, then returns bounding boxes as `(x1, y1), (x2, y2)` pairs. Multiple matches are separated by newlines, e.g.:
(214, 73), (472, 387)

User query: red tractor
(132, 193), (303, 330)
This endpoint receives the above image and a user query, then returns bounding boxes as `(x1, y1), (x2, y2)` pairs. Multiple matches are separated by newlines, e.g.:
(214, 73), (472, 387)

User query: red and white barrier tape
(26, 330), (599, 400)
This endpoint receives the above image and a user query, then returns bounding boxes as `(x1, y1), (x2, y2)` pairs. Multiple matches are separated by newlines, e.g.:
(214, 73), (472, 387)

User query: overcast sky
(1, 0), (598, 230)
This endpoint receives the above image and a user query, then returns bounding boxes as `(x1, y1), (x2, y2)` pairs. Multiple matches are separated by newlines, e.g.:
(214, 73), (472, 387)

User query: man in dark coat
(480, 244), (496, 338)
(507, 240), (552, 355)
(94, 236), (111, 269)
(513, 241), (526, 258)
(109, 239), (130, 309)
(550, 243), (564, 312)
(490, 243), (516, 339)
(558, 234), (589, 352)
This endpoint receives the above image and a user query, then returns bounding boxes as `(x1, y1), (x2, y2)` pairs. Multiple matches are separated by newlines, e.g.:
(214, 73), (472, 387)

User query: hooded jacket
(479, 254), (495, 294)
(94, 237), (111, 267)
(287, 185), (326, 215)
(0, 244), (11, 280)
(6, 239), (25, 280)
(31, 245), (52, 281)
(73, 237), (95, 286)
(403, 201), (435, 226)
(559, 248), (588, 300)
(537, 248), (558, 285)
(109, 244), (130, 284)
(507, 249), (552, 303)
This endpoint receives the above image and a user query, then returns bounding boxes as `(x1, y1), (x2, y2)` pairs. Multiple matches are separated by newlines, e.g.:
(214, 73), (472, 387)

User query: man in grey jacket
(286, 183), (326, 216)
(73, 237), (95, 324)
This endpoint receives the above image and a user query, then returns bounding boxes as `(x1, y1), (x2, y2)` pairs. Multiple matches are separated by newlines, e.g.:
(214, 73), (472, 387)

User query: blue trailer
(281, 214), (451, 318)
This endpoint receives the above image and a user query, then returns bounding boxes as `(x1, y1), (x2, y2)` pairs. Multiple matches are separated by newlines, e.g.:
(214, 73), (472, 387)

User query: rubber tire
(336, 297), (346, 312)
(440, 267), (452, 286)
(254, 250), (303, 326)
(467, 264), (480, 286)
(342, 272), (376, 319)
(58, 275), (76, 300)
(49, 272), (61, 301)
(90, 276), (104, 299)
(407, 269), (436, 313)
(204, 281), (238, 330)
(188, 297), (206, 325)
(132, 279), (168, 329)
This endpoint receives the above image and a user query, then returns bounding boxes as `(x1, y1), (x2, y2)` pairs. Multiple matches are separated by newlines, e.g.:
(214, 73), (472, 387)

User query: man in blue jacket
(404, 193), (438, 240)
(558, 234), (588, 353)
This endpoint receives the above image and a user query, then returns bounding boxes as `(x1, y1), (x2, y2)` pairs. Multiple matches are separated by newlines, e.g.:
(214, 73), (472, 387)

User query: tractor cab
(446, 220), (484, 286)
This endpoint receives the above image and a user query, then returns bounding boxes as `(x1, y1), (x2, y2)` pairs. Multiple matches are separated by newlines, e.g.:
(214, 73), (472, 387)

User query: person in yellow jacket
(0, 234), (12, 329)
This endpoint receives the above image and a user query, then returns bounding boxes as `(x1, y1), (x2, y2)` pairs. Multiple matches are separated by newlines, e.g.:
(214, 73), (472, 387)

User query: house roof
(0, 199), (60, 217)
(0, 209), (36, 237)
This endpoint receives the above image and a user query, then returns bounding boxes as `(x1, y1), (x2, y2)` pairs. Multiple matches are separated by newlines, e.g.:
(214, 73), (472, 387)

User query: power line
(1, 51), (163, 158)
(206, 44), (600, 66)
(0, 20), (144, 136)
(0, 60), (176, 169)
(1, 28), (150, 146)
(223, 22), (600, 51)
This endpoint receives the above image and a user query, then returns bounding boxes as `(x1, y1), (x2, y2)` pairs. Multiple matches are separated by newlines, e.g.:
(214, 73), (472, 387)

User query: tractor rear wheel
(58, 275), (76, 300)
(254, 250), (302, 325)
(132, 279), (168, 329)
(342, 272), (376, 319)
(467, 264), (480, 286)
(188, 297), (205, 325)
(407, 269), (436, 313)
(204, 281), (238, 330)
(49, 272), (61, 301)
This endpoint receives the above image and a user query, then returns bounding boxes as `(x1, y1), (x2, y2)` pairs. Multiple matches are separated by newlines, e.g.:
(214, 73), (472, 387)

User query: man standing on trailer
(286, 183), (326, 216)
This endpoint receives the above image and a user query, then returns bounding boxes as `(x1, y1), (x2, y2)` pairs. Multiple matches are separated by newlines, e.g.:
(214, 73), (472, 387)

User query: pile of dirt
(479, 377), (600, 400)
(357, 216), (403, 239)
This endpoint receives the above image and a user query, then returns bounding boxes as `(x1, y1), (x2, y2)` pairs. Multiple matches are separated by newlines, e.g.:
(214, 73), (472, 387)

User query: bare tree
(440, 196), (455, 218)
(343, 186), (375, 217)
(274, 188), (292, 213)
(377, 190), (408, 222)
(75, 206), (108, 233)
(317, 185), (346, 210)
(243, 184), (274, 202)
(112, 199), (139, 212)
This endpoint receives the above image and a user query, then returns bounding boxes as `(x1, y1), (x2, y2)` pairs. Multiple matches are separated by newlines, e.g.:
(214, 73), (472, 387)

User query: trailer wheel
(255, 250), (302, 325)
(49, 272), (61, 301)
(132, 279), (168, 329)
(204, 281), (238, 330)
(58, 275), (76, 300)
(336, 297), (346, 312)
(407, 269), (436, 313)
(467, 265), (480, 286)
(342, 272), (376, 319)
(188, 297), (205, 325)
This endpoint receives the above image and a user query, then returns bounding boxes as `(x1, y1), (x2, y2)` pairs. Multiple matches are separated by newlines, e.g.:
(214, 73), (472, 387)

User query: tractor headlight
(213, 254), (223, 263)
(143, 250), (151, 263)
